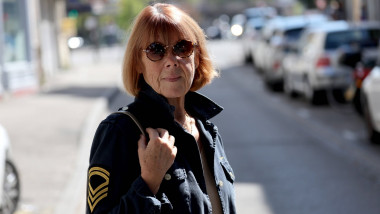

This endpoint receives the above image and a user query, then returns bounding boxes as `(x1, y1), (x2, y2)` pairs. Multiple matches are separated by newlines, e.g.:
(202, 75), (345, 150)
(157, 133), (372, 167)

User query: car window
(362, 29), (380, 48)
(325, 29), (380, 50)
(284, 28), (304, 43)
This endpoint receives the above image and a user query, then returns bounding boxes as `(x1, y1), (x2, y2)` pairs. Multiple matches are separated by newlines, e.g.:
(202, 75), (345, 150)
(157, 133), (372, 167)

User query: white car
(241, 17), (265, 63)
(242, 6), (276, 64)
(252, 16), (283, 73)
(0, 124), (20, 214)
(260, 14), (328, 90)
(361, 64), (380, 144)
(283, 21), (380, 104)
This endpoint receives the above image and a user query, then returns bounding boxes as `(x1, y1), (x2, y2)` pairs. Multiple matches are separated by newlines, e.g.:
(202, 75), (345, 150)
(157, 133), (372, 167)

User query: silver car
(0, 124), (20, 214)
(260, 14), (328, 90)
(362, 59), (380, 144)
(283, 21), (380, 104)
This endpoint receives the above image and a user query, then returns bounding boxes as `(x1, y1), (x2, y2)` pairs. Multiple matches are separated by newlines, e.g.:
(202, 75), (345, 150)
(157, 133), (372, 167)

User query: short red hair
(122, 3), (218, 96)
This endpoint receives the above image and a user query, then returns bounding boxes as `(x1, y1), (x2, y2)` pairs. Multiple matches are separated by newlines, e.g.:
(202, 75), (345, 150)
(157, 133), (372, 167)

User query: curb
(54, 87), (119, 214)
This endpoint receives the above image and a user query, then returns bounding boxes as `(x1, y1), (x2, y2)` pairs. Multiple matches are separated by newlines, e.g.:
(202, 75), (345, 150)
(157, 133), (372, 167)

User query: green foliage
(299, 0), (316, 8)
(76, 12), (91, 30)
(116, 0), (150, 31)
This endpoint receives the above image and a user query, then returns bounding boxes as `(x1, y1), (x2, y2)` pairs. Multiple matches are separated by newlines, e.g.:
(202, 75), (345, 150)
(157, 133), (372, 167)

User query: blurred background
(1, 0), (380, 213)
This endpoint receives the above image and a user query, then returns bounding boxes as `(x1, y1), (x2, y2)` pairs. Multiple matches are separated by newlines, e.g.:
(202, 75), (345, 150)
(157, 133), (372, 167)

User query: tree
(116, 0), (150, 31)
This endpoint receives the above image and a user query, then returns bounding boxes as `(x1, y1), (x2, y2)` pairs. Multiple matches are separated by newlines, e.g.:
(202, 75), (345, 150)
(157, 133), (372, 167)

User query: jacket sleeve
(86, 118), (170, 214)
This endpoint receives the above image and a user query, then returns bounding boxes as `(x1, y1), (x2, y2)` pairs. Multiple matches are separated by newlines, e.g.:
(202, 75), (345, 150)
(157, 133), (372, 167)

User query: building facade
(0, 0), (38, 97)
(0, 0), (67, 98)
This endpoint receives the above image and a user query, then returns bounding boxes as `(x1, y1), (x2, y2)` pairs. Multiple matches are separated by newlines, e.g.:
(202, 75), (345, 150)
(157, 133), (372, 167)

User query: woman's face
(141, 32), (197, 99)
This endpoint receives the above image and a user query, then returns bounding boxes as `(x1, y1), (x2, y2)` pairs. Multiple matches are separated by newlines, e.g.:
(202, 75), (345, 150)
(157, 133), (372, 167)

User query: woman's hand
(138, 128), (177, 195)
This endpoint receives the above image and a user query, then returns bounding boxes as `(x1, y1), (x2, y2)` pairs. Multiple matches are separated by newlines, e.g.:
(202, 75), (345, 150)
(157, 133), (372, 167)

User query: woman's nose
(165, 50), (178, 67)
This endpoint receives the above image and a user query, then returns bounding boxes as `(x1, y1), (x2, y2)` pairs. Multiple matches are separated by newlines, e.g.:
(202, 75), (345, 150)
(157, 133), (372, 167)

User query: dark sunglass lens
(146, 43), (166, 61)
(173, 40), (194, 58)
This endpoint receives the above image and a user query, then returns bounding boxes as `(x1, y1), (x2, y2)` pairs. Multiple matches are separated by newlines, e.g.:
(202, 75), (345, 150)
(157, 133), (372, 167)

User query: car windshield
(284, 28), (304, 42)
(325, 29), (380, 50)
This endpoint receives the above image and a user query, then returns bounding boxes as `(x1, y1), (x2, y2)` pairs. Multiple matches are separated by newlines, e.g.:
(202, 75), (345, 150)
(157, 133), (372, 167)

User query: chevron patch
(88, 166), (110, 213)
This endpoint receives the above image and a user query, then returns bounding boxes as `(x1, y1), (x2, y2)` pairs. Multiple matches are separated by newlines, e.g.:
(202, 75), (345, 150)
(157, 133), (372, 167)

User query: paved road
(3, 40), (380, 214)
(204, 64), (380, 214)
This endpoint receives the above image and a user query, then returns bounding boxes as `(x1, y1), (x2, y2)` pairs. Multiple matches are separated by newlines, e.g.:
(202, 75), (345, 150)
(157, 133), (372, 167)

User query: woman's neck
(168, 96), (199, 142)
(168, 97), (187, 123)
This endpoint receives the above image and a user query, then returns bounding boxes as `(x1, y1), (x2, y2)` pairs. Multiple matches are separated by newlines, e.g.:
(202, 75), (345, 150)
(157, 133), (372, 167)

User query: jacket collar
(131, 79), (223, 122)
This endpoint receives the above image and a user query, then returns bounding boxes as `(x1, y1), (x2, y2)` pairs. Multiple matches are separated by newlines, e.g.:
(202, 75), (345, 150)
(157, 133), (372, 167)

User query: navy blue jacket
(87, 82), (236, 213)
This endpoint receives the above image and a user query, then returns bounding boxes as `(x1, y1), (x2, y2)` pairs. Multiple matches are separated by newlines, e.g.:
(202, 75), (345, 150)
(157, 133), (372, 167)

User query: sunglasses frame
(142, 40), (197, 62)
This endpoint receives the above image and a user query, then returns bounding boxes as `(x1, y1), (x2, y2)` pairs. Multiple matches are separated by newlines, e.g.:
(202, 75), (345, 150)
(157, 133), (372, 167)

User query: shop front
(0, 0), (38, 97)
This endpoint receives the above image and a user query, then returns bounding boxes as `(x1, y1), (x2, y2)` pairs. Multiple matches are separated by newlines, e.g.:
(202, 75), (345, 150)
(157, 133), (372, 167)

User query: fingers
(168, 135), (175, 147)
(146, 128), (159, 139)
(138, 134), (146, 148)
(137, 134), (147, 156)
(156, 128), (169, 139)
(146, 128), (174, 144)
(172, 143), (178, 156)
(138, 128), (177, 193)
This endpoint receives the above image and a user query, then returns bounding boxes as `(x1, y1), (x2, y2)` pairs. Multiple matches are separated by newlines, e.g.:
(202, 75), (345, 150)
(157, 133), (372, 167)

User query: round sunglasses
(142, 40), (197, 62)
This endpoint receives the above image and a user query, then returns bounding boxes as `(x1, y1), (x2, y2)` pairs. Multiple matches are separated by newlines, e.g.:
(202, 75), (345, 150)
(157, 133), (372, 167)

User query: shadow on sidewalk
(44, 86), (118, 100)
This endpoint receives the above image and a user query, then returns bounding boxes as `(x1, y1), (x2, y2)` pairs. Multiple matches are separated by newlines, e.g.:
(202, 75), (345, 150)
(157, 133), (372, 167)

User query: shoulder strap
(113, 108), (145, 136)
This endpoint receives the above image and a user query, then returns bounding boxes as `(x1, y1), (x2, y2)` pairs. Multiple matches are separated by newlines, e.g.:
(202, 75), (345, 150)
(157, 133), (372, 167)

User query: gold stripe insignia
(88, 167), (110, 213)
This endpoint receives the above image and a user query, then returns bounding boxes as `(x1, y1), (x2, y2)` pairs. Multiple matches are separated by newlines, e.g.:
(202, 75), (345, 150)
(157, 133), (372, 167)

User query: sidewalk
(0, 46), (125, 213)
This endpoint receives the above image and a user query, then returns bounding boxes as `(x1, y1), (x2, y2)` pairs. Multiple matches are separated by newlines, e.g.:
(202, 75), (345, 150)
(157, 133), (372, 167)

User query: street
(2, 40), (380, 213)
(111, 40), (380, 214)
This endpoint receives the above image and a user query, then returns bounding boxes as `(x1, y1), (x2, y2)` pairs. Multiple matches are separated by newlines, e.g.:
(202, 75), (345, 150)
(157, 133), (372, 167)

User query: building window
(3, 0), (27, 63)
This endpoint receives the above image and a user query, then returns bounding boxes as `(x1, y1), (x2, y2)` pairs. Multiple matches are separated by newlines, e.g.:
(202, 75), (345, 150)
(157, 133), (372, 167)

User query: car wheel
(0, 160), (20, 214)
(284, 73), (298, 98)
(362, 95), (380, 144)
(244, 52), (252, 63)
(303, 77), (323, 105)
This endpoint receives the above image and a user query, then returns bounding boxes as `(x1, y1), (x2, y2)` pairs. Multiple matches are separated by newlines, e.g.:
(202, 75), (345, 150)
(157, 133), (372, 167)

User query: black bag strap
(113, 107), (145, 137)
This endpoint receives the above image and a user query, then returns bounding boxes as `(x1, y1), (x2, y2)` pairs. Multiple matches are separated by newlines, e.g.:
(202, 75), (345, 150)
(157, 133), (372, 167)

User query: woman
(87, 3), (236, 214)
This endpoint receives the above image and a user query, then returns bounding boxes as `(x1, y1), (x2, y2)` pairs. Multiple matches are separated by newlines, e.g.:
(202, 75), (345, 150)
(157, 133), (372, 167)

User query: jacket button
(164, 173), (171, 181)
(218, 180), (224, 187)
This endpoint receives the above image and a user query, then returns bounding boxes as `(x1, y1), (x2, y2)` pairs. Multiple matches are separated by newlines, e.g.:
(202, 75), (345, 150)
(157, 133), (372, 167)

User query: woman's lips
(164, 76), (181, 82)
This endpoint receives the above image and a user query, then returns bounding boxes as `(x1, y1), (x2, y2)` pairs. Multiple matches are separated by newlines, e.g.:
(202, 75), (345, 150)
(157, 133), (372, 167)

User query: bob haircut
(122, 3), (218, 96)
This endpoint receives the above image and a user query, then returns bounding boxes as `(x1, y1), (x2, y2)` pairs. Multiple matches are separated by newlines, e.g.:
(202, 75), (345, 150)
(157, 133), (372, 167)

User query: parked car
(283, 21), (380, 104)
(241, 16), (266, 63)
(243, 6), (277, 20)
(361, 52), (380, 144)
(252, 16), (284, 73)
(241, 6), (276, 64)
(352, 56), (377, 114)
(0, 124), (20, 214)
(260, 14), (328, 90)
